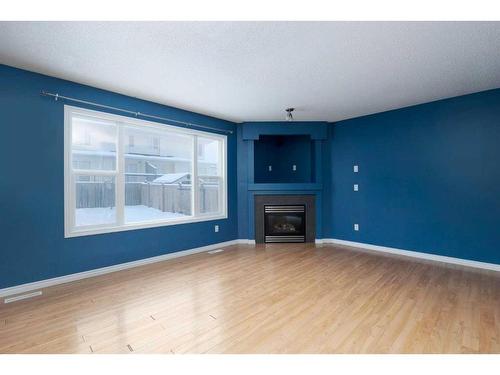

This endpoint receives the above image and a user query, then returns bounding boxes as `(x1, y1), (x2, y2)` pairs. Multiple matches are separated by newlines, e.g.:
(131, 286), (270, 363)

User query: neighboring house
(72, 126), (218, 182)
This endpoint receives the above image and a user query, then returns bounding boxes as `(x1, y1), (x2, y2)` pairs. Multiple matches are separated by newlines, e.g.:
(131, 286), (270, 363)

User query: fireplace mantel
(237, 121), (327, 242)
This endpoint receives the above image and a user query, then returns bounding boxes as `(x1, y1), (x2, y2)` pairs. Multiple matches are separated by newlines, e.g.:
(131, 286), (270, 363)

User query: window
(197, 137), (223, 215)
(65, 105), (227, 237)
(197, 142), (205, 159)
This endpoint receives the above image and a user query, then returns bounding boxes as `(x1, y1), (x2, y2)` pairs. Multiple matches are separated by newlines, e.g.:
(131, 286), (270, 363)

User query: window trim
(64, 105), (228, 238)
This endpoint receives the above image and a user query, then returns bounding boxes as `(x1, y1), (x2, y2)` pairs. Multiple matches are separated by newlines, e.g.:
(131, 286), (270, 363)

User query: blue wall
(237, 122), (328, 240)
(326, 89), (500, 264)
(0, 64), (238, 289)
(254, 135), (314, 183)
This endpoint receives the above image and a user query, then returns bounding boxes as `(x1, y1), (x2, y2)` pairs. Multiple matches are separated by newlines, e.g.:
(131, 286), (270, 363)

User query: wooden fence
(76, 181), (115, 209)
(76, 181), (219, 214)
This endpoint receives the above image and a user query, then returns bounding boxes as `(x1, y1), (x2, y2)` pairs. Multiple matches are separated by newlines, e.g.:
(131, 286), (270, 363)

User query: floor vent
(207, 249), (224, 254)
(4, 290), (43, 304)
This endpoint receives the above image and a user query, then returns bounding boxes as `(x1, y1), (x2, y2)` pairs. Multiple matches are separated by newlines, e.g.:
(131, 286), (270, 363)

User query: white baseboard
(322, 238), (500, 272)
(4, 291), (43, 304)
(236, 239), (256, 245)
(0, 239), (246, 298)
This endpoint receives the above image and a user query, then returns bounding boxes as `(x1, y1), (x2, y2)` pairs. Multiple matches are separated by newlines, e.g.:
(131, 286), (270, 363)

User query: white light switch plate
(292, 165), (297, 171)
(353, 165), (359, 173)
(268, 165), (272, 171)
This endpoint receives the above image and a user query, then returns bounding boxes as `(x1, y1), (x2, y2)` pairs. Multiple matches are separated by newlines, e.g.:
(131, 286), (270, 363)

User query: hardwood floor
(1, 243), (500, 354)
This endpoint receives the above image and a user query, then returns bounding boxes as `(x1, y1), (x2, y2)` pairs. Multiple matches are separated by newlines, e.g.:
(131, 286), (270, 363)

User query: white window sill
(65, 213), (228, 238)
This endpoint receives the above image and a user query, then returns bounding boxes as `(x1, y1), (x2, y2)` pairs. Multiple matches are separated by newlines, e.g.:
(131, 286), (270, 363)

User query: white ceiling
(1, 21), (500, 123)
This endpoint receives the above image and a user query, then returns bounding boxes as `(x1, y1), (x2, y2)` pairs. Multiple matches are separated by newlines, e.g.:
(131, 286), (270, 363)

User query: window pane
(72, 115), (117, 171)
(197, 137), (222, 215)
(197, 137), (221, 176)
(198, 176), (221, 214)
(75, 176), (116, 226)
(123, 126), (193, 223)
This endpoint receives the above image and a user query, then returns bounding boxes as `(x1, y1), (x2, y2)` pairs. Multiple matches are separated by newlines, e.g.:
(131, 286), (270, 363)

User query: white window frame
(64, 105), (228, 238)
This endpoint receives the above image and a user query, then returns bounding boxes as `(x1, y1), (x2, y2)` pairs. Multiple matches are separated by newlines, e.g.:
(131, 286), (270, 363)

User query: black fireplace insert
(264, 205), (306, 243)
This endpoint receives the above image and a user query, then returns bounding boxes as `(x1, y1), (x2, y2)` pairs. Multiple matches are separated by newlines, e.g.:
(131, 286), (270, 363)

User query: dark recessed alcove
(253, 135), (315, 183)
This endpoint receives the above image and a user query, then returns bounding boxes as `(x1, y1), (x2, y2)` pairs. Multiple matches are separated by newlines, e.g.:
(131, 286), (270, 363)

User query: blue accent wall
(326, 89), (500, 265)
(242, 121), (328, 140)
(0, 64), (238, 289)
(237, 122), (328, 240)
(254, 135), (314, 183)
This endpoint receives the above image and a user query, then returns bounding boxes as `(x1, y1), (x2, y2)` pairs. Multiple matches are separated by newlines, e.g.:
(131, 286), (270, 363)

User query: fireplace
(254, 195), (315, 243)
(264, 205), (306, 243)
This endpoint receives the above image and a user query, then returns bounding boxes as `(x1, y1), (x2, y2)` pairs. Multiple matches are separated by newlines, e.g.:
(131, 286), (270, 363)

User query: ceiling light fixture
(285, 107), (295, 121)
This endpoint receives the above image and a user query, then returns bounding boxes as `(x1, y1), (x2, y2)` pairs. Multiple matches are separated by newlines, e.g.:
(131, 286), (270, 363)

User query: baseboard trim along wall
(322, 238), (500, 272)
(5, 237), (496, 299)
(235, 239), (256, 245)
(0, 239), (250, 298)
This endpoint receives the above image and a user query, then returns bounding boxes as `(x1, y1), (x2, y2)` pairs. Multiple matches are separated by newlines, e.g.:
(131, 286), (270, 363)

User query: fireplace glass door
(264, 205), (305, 243)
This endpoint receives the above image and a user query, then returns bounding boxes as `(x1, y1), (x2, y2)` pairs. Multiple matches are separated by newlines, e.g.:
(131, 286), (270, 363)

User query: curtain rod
(40, 91), (233, 135)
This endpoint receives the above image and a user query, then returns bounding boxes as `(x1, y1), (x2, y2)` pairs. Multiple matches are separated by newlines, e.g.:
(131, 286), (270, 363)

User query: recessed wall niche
(253, 135), (315, 183)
